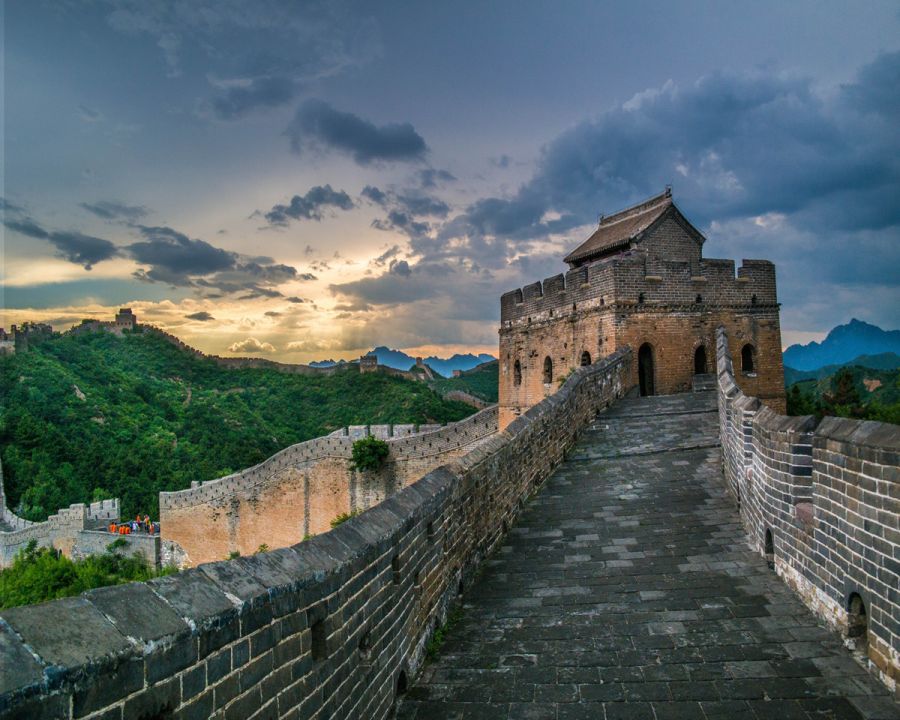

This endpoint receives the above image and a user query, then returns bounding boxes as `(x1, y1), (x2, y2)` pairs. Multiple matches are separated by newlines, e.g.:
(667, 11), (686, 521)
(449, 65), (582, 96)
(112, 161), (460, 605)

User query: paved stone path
(398, 393), (900, 720)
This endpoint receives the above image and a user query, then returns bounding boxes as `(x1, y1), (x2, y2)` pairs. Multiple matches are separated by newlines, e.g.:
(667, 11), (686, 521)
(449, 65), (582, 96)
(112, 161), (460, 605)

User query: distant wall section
(159, 408), (500, 566)
(0, 464), (126, 567)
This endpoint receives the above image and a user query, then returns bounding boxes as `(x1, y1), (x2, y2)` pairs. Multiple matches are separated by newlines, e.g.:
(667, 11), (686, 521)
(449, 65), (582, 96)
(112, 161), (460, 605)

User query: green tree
(350, 436), (390, 472)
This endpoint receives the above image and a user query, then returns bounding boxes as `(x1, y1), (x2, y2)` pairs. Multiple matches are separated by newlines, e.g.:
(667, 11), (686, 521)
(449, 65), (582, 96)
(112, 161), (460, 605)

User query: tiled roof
(564, 190), (675, 266)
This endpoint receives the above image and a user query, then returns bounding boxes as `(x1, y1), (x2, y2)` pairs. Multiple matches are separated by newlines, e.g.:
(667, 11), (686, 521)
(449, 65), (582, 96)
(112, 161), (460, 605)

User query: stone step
(692, 373), (716, 392)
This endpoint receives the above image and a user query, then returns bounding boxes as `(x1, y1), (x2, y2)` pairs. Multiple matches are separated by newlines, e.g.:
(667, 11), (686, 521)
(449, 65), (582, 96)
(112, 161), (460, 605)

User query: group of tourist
(107, 514), (159, 535)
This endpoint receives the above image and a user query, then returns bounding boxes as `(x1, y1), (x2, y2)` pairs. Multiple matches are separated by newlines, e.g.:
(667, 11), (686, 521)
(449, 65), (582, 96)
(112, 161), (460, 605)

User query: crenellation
(499, 193), (784, 429)
(716, 326), (900, 694)
(157, 407), (499, 564)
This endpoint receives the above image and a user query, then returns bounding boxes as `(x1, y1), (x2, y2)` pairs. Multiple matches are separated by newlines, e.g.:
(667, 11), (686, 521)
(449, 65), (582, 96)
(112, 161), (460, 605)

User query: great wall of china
(0, 192), (897, 718)
(159, 406), (499, 566)
(715, 327), (900, 692)
(0, 311), (496, 569)
(0, 337), (896, 718)
(0, 408), (500, 570)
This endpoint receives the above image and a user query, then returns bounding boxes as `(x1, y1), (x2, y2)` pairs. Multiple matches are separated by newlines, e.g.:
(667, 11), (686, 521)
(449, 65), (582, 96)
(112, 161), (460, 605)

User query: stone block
(146, 635), (198, 685)
(122, 676), (180, 718)
(148, 569), (237, 627)
(199, 560), (268, 607)
(72, 657), (143, 717)
(1, 596), (131, 669)
(85, 582), (189, 643)
(0, 620), (43, 697)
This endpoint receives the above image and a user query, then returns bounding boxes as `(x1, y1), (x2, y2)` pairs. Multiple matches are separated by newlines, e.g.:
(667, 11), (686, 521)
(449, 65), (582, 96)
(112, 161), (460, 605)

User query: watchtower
(498, 189), (785, 429)
(359, 355), (378, 373)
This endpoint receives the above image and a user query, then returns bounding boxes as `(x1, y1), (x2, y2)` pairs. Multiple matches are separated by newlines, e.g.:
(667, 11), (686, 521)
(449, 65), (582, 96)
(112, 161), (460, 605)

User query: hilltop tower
(498, 189), (785, 429)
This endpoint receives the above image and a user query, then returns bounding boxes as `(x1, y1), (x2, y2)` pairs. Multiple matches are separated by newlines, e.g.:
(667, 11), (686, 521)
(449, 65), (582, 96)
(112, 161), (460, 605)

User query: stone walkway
(398, 393), (899, 720)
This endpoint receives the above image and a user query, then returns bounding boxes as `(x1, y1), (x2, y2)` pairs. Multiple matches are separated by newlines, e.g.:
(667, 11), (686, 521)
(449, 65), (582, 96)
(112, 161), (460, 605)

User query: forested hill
(0, 331), (475, 522)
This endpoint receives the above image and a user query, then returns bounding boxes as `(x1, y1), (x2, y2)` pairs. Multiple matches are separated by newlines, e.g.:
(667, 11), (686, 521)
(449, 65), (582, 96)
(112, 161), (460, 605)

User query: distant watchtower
(114, 308), (136, 333)
(498, 189), (785, 429)
(359, 355), (378, 373)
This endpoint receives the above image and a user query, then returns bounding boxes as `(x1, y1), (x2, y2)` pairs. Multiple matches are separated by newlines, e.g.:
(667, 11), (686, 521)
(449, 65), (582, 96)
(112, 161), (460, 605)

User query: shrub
(350, 436), (390, 472)
(0, 539), (174, 609)
(330, 510), (360, 528)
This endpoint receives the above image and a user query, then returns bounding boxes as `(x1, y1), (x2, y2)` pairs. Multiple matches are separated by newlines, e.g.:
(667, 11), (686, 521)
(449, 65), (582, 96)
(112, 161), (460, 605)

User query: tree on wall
(350, 436), (390, 472)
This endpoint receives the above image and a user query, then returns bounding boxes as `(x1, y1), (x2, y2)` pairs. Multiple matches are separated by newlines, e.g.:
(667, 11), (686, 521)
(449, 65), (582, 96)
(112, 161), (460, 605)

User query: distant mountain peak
(355, 347), (496, 377)
(784, 320), (900, 372)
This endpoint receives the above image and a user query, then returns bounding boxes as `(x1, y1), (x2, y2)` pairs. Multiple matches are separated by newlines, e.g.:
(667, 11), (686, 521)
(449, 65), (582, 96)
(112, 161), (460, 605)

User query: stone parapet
(0, 496), (125, 567)
(0, 350), (630, 719)
(716, 327), (900, 694)
(158, 407), (500, 565)
(500, 254), (777, 327)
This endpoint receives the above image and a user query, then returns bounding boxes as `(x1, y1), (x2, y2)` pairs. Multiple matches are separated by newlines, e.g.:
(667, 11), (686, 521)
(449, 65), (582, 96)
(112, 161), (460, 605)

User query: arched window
(513, 359), (522, 386)
(580, 351), (591, 366)
(741, 344), (755, 374)
(694, 345), (707, 375)
(543, 356), (553, 384)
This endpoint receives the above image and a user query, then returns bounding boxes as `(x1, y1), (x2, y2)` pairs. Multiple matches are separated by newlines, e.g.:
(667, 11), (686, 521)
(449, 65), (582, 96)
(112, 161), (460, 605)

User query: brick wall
(0, 350), (631, 720)
(716, 327), (899, 695)
(499, 246), (785, 428)
(0, 491), (123, 568)
(159, 408), (500, 566)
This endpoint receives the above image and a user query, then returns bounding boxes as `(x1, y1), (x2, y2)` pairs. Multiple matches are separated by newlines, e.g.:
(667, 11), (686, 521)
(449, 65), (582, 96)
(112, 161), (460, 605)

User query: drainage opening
(847, 593), (868, 654)
(764, 529), (774, 569)
(311, 619), (327, 662)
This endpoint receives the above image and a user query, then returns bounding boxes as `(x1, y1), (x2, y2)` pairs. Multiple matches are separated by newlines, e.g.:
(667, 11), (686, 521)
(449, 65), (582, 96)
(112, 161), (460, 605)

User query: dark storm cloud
(443, 52), (900, 246)
(372, 244), (401, 266)
(0, 197), (24, 213)
(418, 168), (456, 188)
(128, 225), (235, 283)
(362, 184), (450, 239)
(185, 311), (215, 321)
(262, 185), (354, 225)
(396, 195), (450, 218)
(372, 211), (430, 238)
(286, 99), (427, 165)
(4, 218), (50, 239)
(4, 216), (119, 270)
(361, 185), (388, 205)
(210, 76), (295, 121)
(80, 200), (149, 222)
(330, 262), (453, 306)
(102, 1), (379, 116)
(330, 259), (500, 324)
(389, 259), (411, 277)
(842, 51), (900, 118)
(48, 231), (120, 270)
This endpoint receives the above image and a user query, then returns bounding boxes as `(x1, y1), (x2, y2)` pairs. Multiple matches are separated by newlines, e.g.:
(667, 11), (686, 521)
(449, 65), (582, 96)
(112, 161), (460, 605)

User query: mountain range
(784, 352), (900, 386)
(310, 347), (497, 378)
(783, 319), (900, 371)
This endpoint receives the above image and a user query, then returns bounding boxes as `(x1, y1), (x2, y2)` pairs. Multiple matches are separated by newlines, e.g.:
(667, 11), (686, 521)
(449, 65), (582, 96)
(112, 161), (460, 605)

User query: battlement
(716, 327), (899, 692)
(501, 255), (777, 325)
(0, 495), (124, 567)
(160, 408), (497, 515)
(157, 407), (500, 564)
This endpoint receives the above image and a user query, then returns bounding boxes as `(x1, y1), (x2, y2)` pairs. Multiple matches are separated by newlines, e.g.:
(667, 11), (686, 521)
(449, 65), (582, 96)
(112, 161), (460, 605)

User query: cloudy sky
(3, 1), (899, 360)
